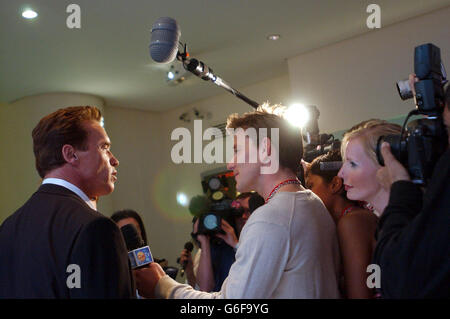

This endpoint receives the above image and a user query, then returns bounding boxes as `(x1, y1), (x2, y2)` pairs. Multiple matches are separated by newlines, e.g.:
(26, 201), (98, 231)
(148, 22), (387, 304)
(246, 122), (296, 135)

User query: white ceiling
(1, 0), (450, 112)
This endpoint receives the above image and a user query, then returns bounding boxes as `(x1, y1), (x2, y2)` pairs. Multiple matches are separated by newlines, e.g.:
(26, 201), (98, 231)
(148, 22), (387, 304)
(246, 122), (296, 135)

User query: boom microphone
(150, 17), (180, 63)
(149, 17), (260, 109)
(120, 224), (153, 269)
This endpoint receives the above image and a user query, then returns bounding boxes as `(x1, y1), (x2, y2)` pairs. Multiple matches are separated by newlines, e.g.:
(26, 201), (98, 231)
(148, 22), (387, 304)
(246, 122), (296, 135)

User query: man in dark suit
(0, 106), (134, 298)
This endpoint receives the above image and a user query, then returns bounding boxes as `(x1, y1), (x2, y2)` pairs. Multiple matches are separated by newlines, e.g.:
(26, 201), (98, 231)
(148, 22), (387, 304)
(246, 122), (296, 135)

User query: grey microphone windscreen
(150, 17), (180, 63)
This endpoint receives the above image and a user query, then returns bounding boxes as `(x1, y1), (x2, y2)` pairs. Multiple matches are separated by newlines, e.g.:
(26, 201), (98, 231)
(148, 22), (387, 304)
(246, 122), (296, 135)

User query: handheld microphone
(177, 241), (194, 277)
(120, 224), (153, 269)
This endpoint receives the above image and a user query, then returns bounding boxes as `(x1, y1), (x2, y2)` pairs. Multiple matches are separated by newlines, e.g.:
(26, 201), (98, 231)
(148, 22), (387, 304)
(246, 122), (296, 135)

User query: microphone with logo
(176, 241), (194, 277)
(120, 224), (153, 269)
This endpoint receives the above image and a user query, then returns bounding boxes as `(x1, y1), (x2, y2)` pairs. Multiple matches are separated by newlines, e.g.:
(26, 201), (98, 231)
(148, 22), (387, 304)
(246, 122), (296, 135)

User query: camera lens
(376, 135), (404, 166)
(396, 80), (414, 100)
(203, 214), (219, 230)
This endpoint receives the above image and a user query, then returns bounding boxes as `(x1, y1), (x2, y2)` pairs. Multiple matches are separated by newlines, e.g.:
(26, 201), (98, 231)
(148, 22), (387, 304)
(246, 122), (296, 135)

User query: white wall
(288, 7), (450, 134)
(0, 93), (106, 222)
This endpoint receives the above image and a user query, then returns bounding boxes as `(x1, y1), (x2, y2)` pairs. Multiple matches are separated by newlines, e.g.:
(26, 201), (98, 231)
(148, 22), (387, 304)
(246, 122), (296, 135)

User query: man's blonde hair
(341, 119), (402, 165)
(226, 103), (303, 175)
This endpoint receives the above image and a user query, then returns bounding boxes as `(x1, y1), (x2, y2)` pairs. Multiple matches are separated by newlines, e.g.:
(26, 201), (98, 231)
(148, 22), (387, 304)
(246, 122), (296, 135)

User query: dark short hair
(111, 209), (148, 245)
(306, 150), (342, 183)
(32, 106), (102, 178)
(306, 150), (347, 199)
(227, 104), (303, 175)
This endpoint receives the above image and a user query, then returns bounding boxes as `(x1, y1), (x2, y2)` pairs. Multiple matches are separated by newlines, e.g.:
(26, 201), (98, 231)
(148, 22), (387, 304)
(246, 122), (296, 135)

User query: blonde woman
(338, 120), (402, 215)
(304, 150), (378, 298)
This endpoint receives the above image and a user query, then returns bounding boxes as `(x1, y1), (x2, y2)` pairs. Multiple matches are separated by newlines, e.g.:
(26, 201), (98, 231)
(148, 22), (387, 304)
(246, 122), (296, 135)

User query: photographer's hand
(193, 218), (209, 248)
(194, 219), (214, 292)
(376, 142), (411, 190)
(409, 73), (419, 96)
(179, 248), (197, 287)
(216, 219), (239, 249)
(179, 248), (193, 271)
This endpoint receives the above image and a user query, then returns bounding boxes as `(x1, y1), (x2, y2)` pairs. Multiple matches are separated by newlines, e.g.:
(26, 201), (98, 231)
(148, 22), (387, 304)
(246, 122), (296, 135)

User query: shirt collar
(42, 178), (96, 211)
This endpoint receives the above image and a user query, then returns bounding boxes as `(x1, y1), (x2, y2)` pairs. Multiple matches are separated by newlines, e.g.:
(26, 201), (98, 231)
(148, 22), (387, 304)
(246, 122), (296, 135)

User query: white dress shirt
(42, 178), (96, 211)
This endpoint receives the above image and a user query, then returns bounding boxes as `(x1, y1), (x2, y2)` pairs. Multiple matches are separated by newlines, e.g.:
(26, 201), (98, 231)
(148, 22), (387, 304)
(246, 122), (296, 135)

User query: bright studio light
(167, 71), (175, 80)
(176, 192), (188, 207)
(285, 103), (310, 128)
(22, 9), (38, 19)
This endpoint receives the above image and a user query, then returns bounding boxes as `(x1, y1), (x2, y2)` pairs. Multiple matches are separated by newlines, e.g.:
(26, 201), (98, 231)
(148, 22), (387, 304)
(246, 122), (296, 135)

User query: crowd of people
(0, 75), (448, 299)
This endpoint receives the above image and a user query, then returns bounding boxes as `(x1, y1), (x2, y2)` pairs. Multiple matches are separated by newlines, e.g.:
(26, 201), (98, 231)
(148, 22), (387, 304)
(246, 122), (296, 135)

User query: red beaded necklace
(265, 179), (301, 203)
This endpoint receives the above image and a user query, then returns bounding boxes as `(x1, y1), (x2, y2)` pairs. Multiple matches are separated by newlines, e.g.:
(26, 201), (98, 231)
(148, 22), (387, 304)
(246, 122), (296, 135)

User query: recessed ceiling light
(267, 34), (280, 41)
(22, 9), (38, 19)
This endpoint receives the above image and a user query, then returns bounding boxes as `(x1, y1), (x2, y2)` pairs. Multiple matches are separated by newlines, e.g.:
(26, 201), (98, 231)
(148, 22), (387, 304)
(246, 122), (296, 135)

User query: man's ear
(330, 176), (344, 194)
(61, 144), (78, 164)
(258, 136), (272, 164)
(261, 136), (272, 156)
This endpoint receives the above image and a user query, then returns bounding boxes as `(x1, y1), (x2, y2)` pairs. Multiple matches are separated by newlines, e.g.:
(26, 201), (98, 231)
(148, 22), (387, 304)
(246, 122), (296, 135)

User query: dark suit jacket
(0, 184), (135, 298)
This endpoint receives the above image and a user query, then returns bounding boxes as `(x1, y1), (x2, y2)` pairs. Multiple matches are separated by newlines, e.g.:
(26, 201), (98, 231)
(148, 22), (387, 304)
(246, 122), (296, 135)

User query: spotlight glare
(167, 71), (175, 80)
(285, 104), (310, 128)
(22, 9), (38, 19)
(176, 192), (188, 207)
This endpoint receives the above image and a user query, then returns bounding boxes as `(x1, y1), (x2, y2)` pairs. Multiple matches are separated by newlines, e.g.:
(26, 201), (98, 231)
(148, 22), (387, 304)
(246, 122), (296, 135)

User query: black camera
(297, 105), (341, 186)
(376, 43), (448, 185)
(196, 199), (242, 237)
(302, 105), (341, 163)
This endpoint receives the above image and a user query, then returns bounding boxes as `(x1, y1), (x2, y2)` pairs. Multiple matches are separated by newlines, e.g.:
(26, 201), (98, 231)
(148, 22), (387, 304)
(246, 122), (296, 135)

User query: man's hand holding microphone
(120, 223), (164, 299)
(134, 263), (166, 299)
